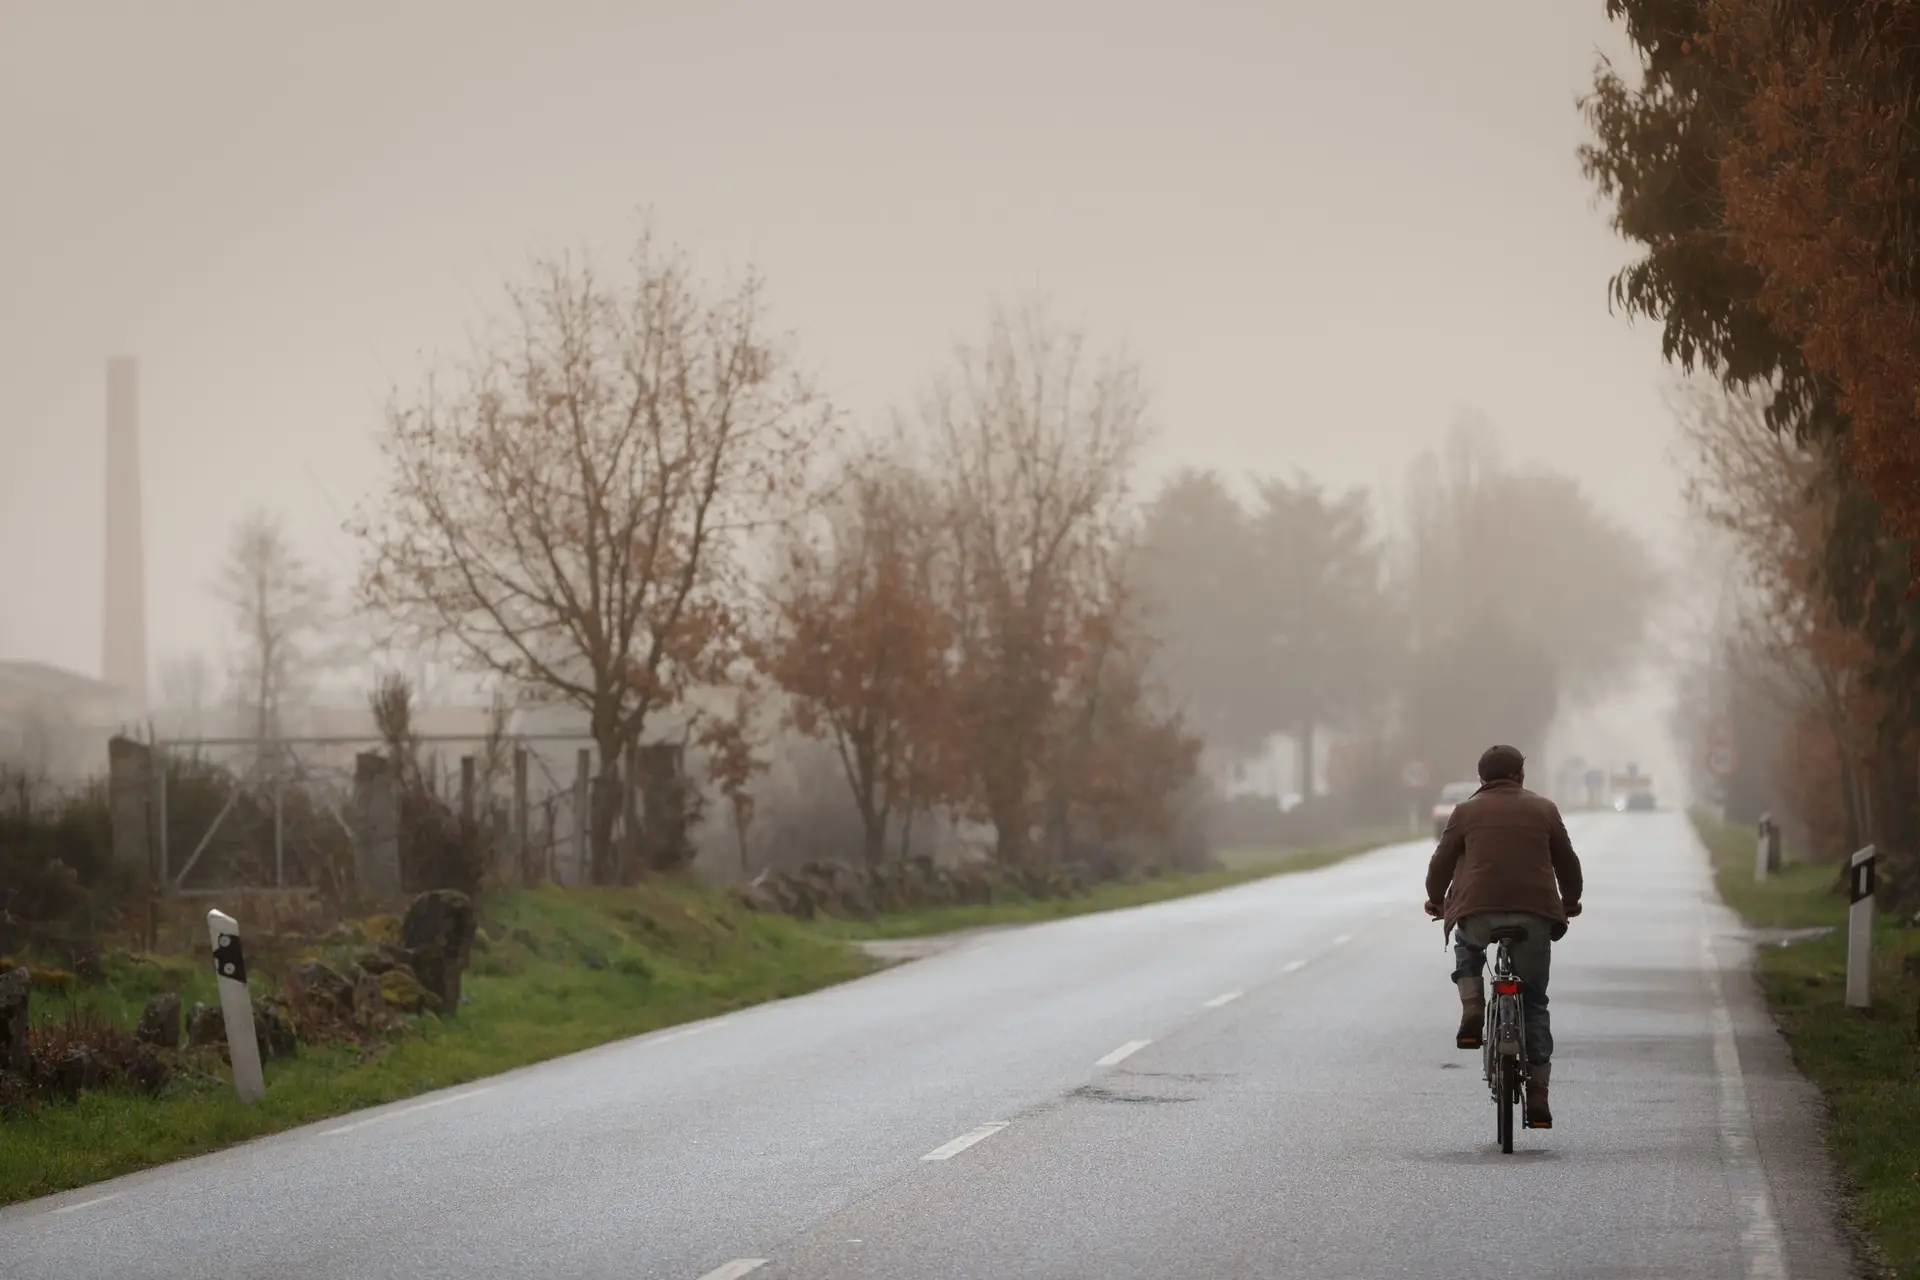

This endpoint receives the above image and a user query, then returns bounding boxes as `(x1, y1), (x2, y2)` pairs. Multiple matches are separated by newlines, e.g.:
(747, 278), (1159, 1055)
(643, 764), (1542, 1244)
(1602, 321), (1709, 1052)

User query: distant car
(1432, 781), (1479, 838)
(1615, 790), (1657, 812)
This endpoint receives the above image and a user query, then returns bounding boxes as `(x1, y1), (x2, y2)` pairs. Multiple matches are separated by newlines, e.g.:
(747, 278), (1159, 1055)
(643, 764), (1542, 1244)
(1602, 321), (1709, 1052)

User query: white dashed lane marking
(696, 1260), (768, 1280)
(1096, 1039), (1151, 1066)
(922, 1122), (1010, 1161)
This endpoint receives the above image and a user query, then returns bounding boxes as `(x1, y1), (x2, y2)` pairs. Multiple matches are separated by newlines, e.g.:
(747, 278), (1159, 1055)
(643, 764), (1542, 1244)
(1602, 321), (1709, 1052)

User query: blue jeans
(1450, 911), (1554, 1064)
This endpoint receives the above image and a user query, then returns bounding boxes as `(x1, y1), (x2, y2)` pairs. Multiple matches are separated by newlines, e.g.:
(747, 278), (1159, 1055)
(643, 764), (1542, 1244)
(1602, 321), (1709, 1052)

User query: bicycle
(1424, 907), (1543, 1154)
(1481, 923), (1532, 1155)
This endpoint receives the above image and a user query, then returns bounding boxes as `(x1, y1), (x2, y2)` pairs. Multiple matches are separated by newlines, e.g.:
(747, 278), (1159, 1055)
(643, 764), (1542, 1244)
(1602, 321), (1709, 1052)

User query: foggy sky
(0, 2), (1680, 779)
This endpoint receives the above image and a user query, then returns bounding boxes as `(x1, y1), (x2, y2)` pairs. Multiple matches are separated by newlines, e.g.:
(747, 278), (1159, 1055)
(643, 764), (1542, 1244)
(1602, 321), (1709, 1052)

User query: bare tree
(155, 650), (216, 739)
(920, 303), (1149, 863)
(353, 227), (834, 882)
(1673, 379), (1877, 850)
(214, 510), (335, 746)
(1394, 413), (1661, 774)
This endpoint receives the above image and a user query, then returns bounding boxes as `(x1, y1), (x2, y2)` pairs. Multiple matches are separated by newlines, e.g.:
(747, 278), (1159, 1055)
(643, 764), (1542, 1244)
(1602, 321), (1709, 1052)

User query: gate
(154, 732), (606, 896)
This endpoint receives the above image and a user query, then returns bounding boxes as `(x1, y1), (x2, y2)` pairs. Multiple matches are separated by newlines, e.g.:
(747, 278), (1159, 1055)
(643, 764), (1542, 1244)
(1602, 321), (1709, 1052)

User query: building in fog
(0, 660), (144, 781)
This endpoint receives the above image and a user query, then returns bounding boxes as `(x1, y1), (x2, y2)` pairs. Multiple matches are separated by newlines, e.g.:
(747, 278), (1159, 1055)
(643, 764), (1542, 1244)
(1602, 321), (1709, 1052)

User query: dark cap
(1478, 744), (1525, 783)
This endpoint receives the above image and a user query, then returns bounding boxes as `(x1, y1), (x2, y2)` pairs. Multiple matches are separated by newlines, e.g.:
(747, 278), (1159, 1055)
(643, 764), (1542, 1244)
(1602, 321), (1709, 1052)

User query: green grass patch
(808, 830), (1405, 942)
(0, 881), (875, 1207)
(1692, 811), (1920, 1277)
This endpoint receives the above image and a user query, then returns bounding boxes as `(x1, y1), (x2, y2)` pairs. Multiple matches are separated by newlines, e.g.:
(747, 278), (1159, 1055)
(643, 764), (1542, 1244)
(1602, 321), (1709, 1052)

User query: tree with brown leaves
(920, 304), (1150, 864)
(1040, 545), (1202, 859)
(1585, 0), (1920, 894)
(701, 686), (767, 875)
(763, 451), (952, 870)
(1705, 0), (1920, 561)
(353, 228), (834, 882)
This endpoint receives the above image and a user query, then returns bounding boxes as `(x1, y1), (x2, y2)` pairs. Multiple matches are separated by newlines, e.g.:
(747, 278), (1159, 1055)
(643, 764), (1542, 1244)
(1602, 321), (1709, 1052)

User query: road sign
(1401, 760), (1429, 790)
(1707, 744), (1737, 779)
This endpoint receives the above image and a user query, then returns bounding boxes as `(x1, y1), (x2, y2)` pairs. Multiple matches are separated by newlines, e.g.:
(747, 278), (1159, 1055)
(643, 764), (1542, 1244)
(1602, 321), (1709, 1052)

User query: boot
(1526, 1060), (1552, 1128)
(1455, 975), (1484, 1049)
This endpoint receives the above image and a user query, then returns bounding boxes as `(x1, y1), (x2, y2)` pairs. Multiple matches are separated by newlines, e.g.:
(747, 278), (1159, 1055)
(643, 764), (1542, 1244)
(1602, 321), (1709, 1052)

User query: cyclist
(1422, 744), (1583, 1128)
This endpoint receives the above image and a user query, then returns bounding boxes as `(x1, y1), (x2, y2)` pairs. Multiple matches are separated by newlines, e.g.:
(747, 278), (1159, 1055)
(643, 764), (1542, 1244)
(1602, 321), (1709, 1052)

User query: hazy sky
(1, 1), (1674, 744)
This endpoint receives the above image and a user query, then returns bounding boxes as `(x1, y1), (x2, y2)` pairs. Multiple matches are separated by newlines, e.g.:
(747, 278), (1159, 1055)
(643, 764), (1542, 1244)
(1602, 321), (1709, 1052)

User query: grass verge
(0, 882), (875, 1207)
(808, 829), (1407, 942)
(1692, 811), (1920, 1277)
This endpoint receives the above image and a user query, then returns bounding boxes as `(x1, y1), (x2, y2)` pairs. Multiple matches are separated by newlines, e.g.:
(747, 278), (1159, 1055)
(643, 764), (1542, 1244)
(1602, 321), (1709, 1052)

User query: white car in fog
(1432, 781), (1478, 839)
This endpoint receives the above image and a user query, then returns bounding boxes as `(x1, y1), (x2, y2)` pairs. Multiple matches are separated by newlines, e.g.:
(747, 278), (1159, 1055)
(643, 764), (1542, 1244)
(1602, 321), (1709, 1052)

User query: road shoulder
(1704, 909), (1863, 1279)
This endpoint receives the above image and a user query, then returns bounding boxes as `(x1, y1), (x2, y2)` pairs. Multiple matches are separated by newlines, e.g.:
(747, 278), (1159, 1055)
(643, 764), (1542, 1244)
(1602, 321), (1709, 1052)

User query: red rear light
(1493, 980), (1521, 995)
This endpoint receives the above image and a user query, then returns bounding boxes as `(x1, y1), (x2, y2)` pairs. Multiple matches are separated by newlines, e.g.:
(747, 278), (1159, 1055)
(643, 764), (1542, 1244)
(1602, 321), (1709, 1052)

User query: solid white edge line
(50, 1193), (119, 1215)
(1282, 959), (1308, 973)
(1203, 990), (1243, 1008)
(1096, 1039), (1151, 1067)
(696, 1260), (769, 1280)
(318, 1086), (497, 1137)
(922, 1121), (1009, 1161)
(650, 1017), (732, 1045)
(1701, 931), (1790, 1280)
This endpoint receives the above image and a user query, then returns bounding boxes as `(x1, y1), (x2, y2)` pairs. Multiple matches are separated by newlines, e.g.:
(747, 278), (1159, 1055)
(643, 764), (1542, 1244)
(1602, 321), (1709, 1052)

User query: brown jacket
(1424, 778), (1583, 933)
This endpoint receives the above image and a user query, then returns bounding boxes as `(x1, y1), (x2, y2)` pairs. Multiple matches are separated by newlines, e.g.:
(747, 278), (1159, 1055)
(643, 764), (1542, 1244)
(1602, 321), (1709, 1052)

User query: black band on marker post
(212, 931), (248, 985)
(1851, 854), (1876, 905)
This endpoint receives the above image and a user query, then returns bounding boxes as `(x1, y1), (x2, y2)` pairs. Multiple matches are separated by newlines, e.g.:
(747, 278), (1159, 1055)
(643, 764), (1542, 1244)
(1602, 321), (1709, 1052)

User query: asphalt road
(0, 811), (1858, 1279)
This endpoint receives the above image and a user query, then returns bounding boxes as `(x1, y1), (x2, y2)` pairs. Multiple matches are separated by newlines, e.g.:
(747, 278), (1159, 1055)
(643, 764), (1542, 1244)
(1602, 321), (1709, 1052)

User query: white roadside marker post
(1845, 845), (1876, 1011)
(207, 909), (265, 1102)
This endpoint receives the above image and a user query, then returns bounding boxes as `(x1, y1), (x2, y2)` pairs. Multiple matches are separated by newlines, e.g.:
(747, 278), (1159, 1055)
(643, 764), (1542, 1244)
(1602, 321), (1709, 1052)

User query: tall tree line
(1584, 0), (1920, 900)
(1133, 418), (1660, 813)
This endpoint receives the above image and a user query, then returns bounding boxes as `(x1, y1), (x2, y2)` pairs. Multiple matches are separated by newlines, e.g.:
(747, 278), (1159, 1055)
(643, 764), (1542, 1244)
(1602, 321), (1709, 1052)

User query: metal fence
(152, 732), (607, 896)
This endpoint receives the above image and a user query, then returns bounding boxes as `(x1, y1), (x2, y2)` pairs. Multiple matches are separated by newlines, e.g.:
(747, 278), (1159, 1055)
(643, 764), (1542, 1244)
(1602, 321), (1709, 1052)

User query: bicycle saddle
(1486, 924), (1530, 943)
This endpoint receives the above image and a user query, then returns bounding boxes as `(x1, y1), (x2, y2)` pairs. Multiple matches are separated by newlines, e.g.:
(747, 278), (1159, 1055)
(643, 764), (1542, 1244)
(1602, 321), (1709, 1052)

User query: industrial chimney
(103, 356), (148, 707)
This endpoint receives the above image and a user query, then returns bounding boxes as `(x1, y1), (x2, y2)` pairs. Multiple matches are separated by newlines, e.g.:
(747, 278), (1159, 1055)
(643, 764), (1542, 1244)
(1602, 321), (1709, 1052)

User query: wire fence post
(512, 746), (529, 885)
(157, 743), (170, 888)
(543, 797), (558, 884)
(460, 755), (476, 829)
(1846, 844), (1876, 1010)
(573, 748), (590, 886)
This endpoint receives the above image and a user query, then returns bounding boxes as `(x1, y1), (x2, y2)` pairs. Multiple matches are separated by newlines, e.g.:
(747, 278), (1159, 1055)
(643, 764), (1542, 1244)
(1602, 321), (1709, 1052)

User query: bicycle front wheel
(1495, 1055), (1515, 1153)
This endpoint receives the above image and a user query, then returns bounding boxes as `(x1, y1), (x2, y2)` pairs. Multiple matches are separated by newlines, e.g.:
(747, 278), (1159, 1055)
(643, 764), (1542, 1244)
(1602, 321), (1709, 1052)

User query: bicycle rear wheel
(1495, 1055), (1515, 1153)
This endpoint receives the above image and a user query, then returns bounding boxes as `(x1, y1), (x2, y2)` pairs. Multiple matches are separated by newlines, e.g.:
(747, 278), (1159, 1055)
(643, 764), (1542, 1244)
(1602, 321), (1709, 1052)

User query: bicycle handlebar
(1420, 901), (1582, 920)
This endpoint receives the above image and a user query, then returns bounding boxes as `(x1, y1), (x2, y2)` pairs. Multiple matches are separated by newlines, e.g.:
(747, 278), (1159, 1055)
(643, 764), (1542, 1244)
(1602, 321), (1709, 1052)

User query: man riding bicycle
(1423, 745), (1584, 1128)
